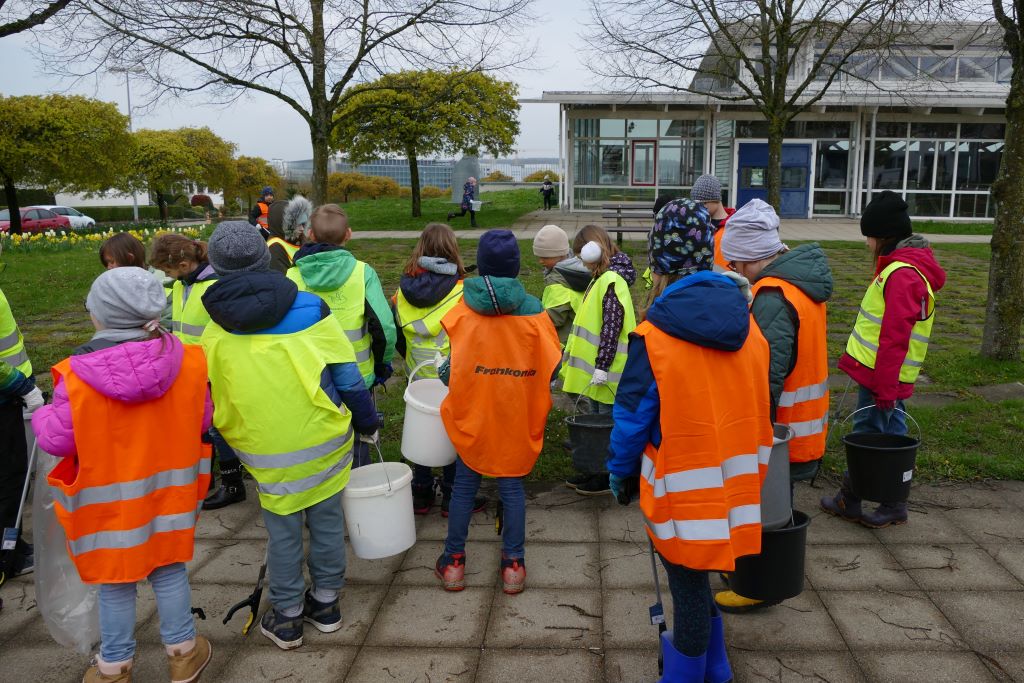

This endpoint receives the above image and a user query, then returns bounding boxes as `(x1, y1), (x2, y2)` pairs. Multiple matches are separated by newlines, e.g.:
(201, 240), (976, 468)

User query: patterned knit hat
(648, 199), (714, 276)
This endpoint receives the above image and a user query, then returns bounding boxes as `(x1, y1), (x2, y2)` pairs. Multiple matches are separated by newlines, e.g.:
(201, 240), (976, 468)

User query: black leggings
(660, 553), (715, 656)
(451, 206), (476, 224)
(0, 400), (27, 532)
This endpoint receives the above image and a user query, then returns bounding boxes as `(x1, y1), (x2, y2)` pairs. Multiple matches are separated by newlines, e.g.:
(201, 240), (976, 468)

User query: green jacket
(751, 243), (834, 416)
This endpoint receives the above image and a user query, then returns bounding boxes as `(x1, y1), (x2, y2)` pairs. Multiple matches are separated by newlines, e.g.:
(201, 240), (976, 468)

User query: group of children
(0, 180), (947, 682)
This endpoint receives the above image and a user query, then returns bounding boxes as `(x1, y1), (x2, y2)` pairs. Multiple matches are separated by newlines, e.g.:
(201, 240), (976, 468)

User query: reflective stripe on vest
(68, 502), (203, 556)
(751, 276), (831, 463)
(288, 260), (374, 383)
(560, 270), (636, 404)
(53, 460), (212, 513)
(845, 261), (935, 384)
(395, 283), (464, 378)
(0, 288), (32, 376)
(170, 266), (219, 345)
(201, 310), (357, 516)
(635, 319), (773, 572)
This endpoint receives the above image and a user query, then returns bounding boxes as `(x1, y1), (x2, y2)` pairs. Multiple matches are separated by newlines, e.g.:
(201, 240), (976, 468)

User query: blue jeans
(660, 554), (714, 656)
(444, 457), (525, 560)
(209, 426), (240, 471)
(852, 384), (907, 435)
(261, 491), (347, 612)
(99, 563), (194, 663)
(412, 462), (456, 494)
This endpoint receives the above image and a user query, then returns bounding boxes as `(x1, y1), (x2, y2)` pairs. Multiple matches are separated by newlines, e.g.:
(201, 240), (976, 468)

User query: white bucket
(401, 361), (457, 467)
(470, 200), (482, 211)
(761, 424), (794, 531)
(342, 461), (416, 560)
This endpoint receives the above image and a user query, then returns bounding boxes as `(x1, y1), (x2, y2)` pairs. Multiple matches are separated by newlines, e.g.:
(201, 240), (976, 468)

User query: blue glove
(609, 474), (628, 505)
(373, 363), (393, 387)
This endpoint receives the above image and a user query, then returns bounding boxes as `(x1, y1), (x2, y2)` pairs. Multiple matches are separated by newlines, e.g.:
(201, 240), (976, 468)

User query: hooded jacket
(607, 271), (753, 477)
(32, 335), (213, 460)
(750, 243), (834, 415)
(543, 256), (591, 343)
(292, 243), (397, 384)
(838, 235), (947, 402)
(595, 251), (638, 371)
(201, 271), (378, 433)
(392, 260), (462, 360)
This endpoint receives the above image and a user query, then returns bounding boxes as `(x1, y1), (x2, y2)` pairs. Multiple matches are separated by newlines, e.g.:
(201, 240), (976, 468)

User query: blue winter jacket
(606, 271), (753, 477)
(202, 270), (378, 434)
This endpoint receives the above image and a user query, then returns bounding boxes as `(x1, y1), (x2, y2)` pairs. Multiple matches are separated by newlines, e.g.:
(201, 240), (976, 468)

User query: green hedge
(74, 205), (205, 222)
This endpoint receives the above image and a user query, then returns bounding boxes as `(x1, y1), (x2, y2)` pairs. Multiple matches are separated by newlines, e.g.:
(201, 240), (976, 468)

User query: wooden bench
(601, 202), (654, 245)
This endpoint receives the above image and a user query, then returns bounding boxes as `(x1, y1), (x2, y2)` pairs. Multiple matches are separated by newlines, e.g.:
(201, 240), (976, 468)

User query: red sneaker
(435, 553), (465, 592)
(501, 558), (526, 595)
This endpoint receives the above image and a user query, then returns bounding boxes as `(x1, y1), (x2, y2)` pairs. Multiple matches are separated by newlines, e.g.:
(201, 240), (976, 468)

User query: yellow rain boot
(714, 589), (777, 614)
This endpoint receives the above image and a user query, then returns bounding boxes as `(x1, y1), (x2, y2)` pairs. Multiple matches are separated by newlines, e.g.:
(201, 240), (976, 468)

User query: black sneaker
(203, 484), (246, 510)
(260, 608), (304, 650)
(565, 473), (591, 490)
(303, 590), (343, 633)
(575, 473), (611, 496)
(441, 495), (488, 518)
(11, 551), (33, 578)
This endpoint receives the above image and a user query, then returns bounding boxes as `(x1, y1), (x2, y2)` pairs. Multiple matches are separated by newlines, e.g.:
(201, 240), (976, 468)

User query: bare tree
(0, 0), (72, 38)
(45, 0), (533, 204)
(587, 0), (937, 208)
(983, 0), (1024, 360)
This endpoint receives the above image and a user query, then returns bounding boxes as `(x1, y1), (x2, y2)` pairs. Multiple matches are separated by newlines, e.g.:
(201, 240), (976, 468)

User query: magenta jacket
(32, 334), (213, 459)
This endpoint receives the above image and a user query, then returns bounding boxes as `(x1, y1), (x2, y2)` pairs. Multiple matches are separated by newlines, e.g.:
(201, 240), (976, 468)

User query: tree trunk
(308, 0), (329, 205)
(156, 191), (168, 221)
(765, 118), (785, 212)
(1, 174), (21, 235)
(981, 65), (1024, 360)
(408, 148), (422, 217)
(310, 121), (330, 206)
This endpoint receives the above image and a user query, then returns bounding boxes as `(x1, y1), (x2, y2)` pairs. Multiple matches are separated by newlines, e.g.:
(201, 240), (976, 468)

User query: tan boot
(167, 635), (213, 683)
(82, 660), (132, 683)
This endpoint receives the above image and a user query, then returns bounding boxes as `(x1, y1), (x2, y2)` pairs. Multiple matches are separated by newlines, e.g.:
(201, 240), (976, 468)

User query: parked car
(0, 207), (72, 234)
(32, 204), (96, 229)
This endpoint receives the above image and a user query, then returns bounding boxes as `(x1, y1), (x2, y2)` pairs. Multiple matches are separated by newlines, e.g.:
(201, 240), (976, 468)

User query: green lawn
(3, 235), (1021, 481)
(337, 189), (541, 232)
(912, 220), (993, 235)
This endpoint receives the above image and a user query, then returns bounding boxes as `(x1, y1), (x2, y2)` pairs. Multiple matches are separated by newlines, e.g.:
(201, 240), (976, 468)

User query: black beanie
(861, 190), (912, 239)
(477, 229), (520, 278)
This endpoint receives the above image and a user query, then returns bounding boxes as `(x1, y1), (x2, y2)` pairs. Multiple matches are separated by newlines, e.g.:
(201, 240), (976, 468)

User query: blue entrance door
(735, 143), (812, 218)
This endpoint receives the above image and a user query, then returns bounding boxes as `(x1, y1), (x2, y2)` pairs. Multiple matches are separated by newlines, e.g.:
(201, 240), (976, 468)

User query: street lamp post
(110, 67), (143, 222)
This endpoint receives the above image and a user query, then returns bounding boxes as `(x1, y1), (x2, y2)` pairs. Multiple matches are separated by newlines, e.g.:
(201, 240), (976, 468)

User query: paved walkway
(4, 477), (1024, 682)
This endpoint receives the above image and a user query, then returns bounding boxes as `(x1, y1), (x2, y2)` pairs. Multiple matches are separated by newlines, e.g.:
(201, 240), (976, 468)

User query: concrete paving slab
(984, 544), (1024, 585)
(912, 483), (1016, 512)
(977, 652), (1024, 682)
(603, 648), (659, 683)
(340, 544), (408, 585)
(216, 642), (359, 682)
(485, 588), (602, 649)
(805, 544), (915, 591)
(0, 578), (41, 645)
(729, 651), (867, 682)
(524, 505), (600, 542)
(805, 509), (882, 545)
(598, 506), (649, 544)
(858, 651), (996, 682)
(872, 509), (968, 545)
(970, 381), (1024, 402)
(930, 591), (1024, 651)
(598, 540), (668, 589)
(944, 508), (1024, 545)
(366, 585), (492, 647)
(394, 540), (501, 587)
(890, 544), (1022, 591)
(722, 590), (848, 652)
(602, 588), (668, 649)
(476, 648), (604, 683)
(193, 492), (262, 540)
(344, 646), (478, 682)
(0, 641), (219, 683)
(819, 590), (966, 651)
(521, 542), (600, 589)
(190, 538), (267, 584)
(413, 506), (498, 542)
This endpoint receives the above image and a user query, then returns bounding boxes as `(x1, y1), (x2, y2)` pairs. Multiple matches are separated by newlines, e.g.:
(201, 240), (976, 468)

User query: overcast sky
(0, 0), (600, 161)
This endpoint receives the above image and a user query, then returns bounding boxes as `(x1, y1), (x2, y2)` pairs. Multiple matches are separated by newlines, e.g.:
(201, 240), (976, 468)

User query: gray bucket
(761, 424), (794, 531)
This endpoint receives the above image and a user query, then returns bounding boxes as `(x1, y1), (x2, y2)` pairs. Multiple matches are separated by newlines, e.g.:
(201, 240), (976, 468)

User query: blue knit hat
(477, 229), (520, 278)
(649, 199), (714, 276)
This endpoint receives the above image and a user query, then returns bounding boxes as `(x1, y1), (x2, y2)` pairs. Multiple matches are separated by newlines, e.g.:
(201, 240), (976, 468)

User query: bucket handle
(836, 406), (922, 444)
(572, 382), (615, 418)
(407, 359), (436, 385)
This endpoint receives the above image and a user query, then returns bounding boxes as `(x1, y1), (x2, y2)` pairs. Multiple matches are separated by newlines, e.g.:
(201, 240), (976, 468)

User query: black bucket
(844, 432), (919, 502)
(565, 413), (614, 473)
(729, 510), (810, 603)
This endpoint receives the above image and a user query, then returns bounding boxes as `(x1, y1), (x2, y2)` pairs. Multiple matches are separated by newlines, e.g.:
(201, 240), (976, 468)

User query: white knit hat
(532, 224), (570, 258)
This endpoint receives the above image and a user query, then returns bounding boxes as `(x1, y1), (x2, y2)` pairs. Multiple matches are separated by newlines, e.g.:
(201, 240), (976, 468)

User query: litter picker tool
(223, 545), (268, 636)
(1, 442), (39, 588)
(647, 536), (667, 675)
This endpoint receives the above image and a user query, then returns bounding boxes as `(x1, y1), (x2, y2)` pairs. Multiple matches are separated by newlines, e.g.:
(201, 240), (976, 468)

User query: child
(539, 177), (555, 210)
(446, 177), (478, 227)
(822, 191), (946, 528)
(532, 224), (590, 345)
(607, 199), (773, 682)
(561, 224), (637, 495)
(434, 230), (562, 595)
(32, 267), (214, 683)
(100, 232), (174, 326)
(149, 233), (246, 511)
(287, 204), (397, 468)
(392, 223), (485, 516)
(690, 174), (736, 271)
(199, 221), (379, 650)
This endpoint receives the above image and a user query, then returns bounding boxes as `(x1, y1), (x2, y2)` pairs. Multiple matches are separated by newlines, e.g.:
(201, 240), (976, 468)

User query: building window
(870, 140), (908, 189)
(956, 141), (1003, 190)
(958, 56), (997, 82)
(626, 120), (658, 138)
(815, 141), (849, 189)
(880, 56), (917, 80)
(920, 57), (956, 82)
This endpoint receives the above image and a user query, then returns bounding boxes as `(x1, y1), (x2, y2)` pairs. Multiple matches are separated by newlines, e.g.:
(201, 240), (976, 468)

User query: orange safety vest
(46, 346), (212, 584)
(713, 226), (729, 271)
(440, 299), (562, 477)
(752, 277), (830, 463)
(256, 201), (270, 228)
(636, 319), (773, 572)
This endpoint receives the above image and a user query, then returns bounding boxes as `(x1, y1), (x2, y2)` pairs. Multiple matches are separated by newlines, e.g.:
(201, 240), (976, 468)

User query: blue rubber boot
(704, 607), (733, 683)
(659, 630), (706, 682)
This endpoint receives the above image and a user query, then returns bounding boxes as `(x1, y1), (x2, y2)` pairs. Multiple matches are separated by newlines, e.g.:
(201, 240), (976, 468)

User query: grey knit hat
(691, 175), (723, 203)
(208, 220), (271, 274)
(86, 267), (167, 330)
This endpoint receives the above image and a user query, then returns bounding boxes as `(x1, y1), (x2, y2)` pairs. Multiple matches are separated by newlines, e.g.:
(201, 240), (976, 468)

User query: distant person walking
(540, 177), (555, 210)
(447, 177), (478, 228)
(249, 186), (275, 231)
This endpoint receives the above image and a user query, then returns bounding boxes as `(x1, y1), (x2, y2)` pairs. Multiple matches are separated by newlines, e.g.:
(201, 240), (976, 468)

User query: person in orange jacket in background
(433, 230), (562, 596)
(607, 199), (773, 683)
(32, 267), (213, 683)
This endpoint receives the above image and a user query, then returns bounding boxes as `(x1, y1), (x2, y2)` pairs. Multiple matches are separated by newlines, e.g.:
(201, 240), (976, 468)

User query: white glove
(590, 369), (609, 386)
(433, 352), (446, 370)
(22, 386), (44, 413)
(358, 430), (380, 445)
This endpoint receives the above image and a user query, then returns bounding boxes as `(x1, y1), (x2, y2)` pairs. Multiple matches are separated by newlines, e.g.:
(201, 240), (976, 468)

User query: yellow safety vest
(846, 261), (936, 384)
(201, 313), (357, 515)
(170, 266), (219, 345)
(287, 260), (374, 385)
(394, 282), (464, 378)
(541, 283), (584, 315)
(267, 237), (299, 266)
(0, 287), (32, 376)
(560, 270), (636, 404)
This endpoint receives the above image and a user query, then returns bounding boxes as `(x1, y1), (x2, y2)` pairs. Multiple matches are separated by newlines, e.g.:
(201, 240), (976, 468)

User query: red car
(0, 207), (72, 234)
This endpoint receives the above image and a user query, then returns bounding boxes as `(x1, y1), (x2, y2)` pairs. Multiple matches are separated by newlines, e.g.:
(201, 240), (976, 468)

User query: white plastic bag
(32, 448), (100, 654)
